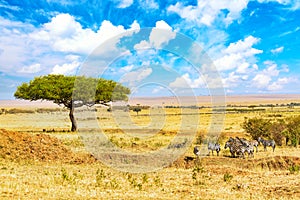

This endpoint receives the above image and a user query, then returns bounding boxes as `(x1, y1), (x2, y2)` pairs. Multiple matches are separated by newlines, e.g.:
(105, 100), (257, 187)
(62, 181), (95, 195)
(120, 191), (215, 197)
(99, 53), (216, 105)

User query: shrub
(223, 172), (233, 182)
(242, 117), (271, 140)
(289, 165), (299, 174)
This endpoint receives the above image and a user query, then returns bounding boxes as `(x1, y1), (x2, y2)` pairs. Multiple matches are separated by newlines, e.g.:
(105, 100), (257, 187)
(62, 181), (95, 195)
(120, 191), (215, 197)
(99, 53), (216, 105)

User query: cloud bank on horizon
(0, 0), (299, 99)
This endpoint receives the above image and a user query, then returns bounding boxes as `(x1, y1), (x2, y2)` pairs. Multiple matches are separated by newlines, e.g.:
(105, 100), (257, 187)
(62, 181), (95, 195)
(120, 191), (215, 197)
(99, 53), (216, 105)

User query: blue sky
(0, 0), (300, 99)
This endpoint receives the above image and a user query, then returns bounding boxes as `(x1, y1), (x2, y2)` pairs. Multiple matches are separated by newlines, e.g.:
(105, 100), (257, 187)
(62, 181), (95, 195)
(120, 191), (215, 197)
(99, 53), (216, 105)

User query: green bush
(289, 165), (299, 174)
(223, 172), (233, 182)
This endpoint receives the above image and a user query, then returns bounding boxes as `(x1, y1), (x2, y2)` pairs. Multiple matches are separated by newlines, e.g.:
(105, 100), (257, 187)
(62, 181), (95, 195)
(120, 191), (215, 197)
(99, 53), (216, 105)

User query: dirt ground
(0, 129), (95, 164)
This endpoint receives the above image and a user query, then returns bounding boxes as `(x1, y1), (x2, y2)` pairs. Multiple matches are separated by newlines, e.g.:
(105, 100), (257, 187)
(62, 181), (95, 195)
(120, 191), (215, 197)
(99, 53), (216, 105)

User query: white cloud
(120, 67), (153, 87)
(214, 36), (263, 72)
(117, 0), (133, 8)
(150, 20), (176, 48)
(271, 46), (284, 54)
(0, 1), (20, 11)
(139, 0), (159, 9)
(251, 61), (291, 90)
(222, 72), (243, 88)
(30, 14), (140, 55)
(18, 63), (42, 74)
(152, 86), (164, 94)
(134, 40), (151, 50)
(134, 20), (176, 50)
(252, 74), (272, 88)
(257, 0), (300, 10)
(267, 77), (292, 91)
(51, 60), (80, 75)
(169, 73), (205, 89)
(167, 0), (249, 26)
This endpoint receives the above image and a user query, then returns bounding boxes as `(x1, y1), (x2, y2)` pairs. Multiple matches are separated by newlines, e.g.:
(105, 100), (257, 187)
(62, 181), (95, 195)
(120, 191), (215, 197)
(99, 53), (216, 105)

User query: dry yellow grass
(0, 98), (300, 199)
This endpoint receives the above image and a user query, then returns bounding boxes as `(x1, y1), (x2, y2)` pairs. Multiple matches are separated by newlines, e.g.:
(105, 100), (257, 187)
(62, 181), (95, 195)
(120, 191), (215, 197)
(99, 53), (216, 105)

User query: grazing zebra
(193, 146), (201, 157)
(250, 140), (259, 153)
(236, 137), (254, 157)
(207, 142), (221, 156)
(258, 137), (276, 152)
(225, 137), (254, 158)
(224, 141), (236, 157)
(224, 140), (246, 158)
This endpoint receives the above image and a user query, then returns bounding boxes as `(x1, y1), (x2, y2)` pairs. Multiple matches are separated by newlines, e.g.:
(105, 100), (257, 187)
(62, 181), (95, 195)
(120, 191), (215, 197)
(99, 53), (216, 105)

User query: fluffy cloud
(51, 55), (81, 75)
(222, 72), (244, 88)
(214, 36), (263, 72)
(0, 13), (141, 77)
(168, 0), (249, 26)
(31, 14), (141, 55)
(267, 77), (290, 91)
(134, 20), (176, 50)
(120, 67), (153, 87)
(252, 61), (291, 90)
(169, 73), (205, 89)
(257, 0), (300, 9)
(18, 64), (42, 74)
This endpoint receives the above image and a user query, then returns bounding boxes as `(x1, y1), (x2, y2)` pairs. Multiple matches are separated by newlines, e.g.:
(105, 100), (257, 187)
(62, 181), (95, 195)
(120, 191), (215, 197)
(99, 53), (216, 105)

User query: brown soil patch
(0, 129), (96, 164)
(172, 155), (300, 170)
(249, 156), (300, 170)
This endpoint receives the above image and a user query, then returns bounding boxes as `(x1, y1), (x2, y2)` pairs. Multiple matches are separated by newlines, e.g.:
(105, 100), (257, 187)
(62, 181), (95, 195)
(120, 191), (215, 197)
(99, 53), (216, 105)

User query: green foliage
(288, 165), (300, 174)
(223, 172), (233, 182)
(61, 167), (76, 184)
(269, 120), (286, 146)
(14, 74), (130, 131)
(192, 160), (206, 186)
(96, 169), (106, 187)
(241, 117), (272, 140)
(14, 74), (130, 108)
(285, 116), (300, 147)
(242, 116), (300, 147)
(126, 173), (143, 190)
(153, 175), (162, 187)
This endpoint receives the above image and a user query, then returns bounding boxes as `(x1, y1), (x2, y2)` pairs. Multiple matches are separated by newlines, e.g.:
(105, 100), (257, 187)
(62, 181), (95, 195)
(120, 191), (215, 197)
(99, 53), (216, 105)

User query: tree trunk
(69, 106), (77, 132)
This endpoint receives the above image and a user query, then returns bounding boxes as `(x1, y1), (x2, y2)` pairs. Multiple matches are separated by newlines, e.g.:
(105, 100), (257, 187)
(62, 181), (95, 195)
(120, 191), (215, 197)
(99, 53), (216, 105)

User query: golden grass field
(0, 95), (300, 199)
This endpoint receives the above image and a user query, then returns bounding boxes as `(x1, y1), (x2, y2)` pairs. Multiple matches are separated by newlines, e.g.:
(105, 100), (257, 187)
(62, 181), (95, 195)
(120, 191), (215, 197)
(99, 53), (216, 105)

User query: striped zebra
(224, 140), (246, 158)
(236, 137), (255, 157)
(258, 137), (276, 152)
(193, 146), (201, 157)
(250, 140), (259, 153)
(225, 137), (254, 158)
(207, 142), (221, 156)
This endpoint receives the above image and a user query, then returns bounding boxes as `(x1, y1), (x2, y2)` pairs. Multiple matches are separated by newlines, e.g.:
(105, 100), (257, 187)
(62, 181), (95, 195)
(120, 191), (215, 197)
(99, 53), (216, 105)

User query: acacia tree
(14, 74), (130, 131)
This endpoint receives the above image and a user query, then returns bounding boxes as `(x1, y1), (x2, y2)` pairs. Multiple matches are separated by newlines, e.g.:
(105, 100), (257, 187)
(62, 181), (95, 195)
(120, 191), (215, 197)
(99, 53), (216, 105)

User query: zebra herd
(194, 137), (276, 158)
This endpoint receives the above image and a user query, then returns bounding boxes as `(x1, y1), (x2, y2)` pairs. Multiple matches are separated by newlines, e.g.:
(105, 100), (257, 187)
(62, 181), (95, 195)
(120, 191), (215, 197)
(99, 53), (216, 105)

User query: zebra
(258, 137), (276, 152)
(249, 140), (259, 153)
(224, 140), (246, 158)
(236, 137), (254, 158)
(225, 137), (253, 158)
(207, 142), (221, 156)
(224, 141), (236, 157)
(193, 146), (201, 157)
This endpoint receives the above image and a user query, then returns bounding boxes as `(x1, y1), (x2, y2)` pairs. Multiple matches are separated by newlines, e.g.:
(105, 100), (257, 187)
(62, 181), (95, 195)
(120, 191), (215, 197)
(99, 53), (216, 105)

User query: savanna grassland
(0, 96), (300, 200)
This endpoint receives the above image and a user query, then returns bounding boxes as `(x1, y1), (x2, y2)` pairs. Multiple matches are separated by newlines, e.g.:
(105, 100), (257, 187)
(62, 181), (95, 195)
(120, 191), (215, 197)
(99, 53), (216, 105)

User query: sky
(0, 0), (300, 99)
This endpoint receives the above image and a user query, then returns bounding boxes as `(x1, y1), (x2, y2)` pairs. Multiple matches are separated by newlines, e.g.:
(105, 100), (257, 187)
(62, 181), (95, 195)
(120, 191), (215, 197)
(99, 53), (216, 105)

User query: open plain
(0, 95), (300, 199)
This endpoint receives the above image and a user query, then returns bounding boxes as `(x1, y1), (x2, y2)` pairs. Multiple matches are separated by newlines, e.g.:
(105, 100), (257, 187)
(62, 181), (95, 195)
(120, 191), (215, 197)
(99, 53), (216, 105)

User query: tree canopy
(14, 74), (130, 131)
